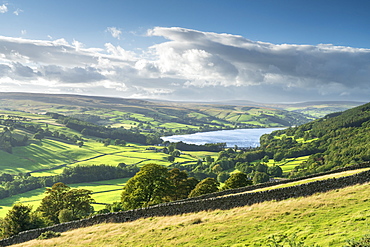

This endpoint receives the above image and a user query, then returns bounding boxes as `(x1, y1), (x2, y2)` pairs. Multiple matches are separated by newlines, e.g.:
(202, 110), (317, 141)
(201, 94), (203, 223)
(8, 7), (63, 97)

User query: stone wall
(1, 166), (370, 246)
(177, 162), (370, 203)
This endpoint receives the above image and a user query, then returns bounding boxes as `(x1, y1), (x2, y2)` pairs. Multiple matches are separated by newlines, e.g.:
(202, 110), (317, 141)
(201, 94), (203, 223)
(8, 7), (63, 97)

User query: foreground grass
(13, 182), (370, 247)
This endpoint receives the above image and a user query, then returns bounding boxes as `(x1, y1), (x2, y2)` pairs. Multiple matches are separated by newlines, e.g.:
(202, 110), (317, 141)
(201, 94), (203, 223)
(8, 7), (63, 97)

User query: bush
(58, 209), (75, 223)
(345, 235), (370, 247)
(217, 172), (230, 183)
(37, 231), (61, 240)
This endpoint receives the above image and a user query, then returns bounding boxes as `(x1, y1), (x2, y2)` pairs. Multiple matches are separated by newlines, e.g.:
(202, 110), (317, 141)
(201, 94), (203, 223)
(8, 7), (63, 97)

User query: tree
(167, 168), (198, 201)
(170, 150), (181, 157)
(121, 163), (172, 210)
(217, 172), (230, 183)
(212, 164), (223, 173)
(223, 172), (252, 190)
(1, 204), (33, 237)
(188, 177), (219, 198)
(273, 152), (284, 162)
(37, 182), (94, 224)
(58, 209), (74, 223)
(262, 155), (270, 163)
(255, 163), (268, 173)
(1, 204), (49, 238)
(252, 172), (270, 184)
(33, 132), (44, 141)
(267, 165), (283, 177)
(103, 138), (111, 146)
(168, 155), (175, 162)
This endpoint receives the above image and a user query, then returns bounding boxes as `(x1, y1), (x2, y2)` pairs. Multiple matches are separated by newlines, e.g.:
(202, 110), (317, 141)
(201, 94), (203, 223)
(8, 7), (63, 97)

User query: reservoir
(161, 128), (283, 148)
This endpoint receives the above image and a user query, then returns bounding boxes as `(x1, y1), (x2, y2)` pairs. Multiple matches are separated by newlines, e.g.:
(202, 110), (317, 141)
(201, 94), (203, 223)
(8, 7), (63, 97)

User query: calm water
(161, 128), (283, 148)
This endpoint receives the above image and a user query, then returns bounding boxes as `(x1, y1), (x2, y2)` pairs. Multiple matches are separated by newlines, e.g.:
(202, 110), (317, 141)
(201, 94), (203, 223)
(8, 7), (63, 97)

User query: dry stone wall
(1, 166), (370, 246)
(178, 162), (370, 203)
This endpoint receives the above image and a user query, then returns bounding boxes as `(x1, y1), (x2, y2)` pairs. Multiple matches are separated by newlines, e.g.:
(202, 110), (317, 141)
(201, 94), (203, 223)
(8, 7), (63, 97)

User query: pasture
(0, 178), (130, 218)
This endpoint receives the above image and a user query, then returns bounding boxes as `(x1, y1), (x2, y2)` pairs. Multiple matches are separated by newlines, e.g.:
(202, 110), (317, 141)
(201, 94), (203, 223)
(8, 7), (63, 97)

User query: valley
(0, 92), (368, 245)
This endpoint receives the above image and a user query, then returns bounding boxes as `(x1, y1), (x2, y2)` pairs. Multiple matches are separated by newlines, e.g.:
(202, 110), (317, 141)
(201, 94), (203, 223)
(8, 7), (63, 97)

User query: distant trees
(49, 113), (148, 144)
(0, 164), (140, 201)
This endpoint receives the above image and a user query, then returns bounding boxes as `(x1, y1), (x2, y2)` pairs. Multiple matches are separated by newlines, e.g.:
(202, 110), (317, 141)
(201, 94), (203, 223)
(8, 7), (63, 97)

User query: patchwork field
(0, 177), (130, 218)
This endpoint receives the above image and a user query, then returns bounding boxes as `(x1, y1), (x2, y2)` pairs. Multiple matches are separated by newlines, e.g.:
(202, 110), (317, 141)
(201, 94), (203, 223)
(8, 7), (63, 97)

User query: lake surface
(161, 128), (283, 148)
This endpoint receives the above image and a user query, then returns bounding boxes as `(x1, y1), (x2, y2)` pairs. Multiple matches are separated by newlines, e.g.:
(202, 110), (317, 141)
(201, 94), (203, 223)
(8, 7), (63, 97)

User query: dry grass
(12, 182), (370, 247)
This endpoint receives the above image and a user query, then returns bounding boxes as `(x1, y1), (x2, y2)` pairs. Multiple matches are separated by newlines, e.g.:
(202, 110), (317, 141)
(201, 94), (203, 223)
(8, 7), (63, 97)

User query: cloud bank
(0, 27), (369, 102)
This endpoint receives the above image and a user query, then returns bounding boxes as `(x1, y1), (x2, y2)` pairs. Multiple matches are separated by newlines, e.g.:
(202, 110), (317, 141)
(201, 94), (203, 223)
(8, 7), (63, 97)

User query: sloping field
(12, 182), (370, 247)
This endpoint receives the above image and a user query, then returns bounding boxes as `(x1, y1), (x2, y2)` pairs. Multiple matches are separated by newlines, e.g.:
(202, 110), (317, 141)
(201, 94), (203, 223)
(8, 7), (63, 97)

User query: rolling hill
(0, 92), (315, 132)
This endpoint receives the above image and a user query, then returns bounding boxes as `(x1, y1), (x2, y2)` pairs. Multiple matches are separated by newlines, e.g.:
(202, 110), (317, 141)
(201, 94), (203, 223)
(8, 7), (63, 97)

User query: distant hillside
(278, 101), (365, 118)
(211, 99), (364, 118)
(0, 92), (313, 133)
(258, 101), (370, 176)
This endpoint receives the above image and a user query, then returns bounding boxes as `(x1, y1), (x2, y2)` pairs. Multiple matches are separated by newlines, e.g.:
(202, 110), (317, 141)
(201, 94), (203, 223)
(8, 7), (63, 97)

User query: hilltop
(0, 92), (355, 131)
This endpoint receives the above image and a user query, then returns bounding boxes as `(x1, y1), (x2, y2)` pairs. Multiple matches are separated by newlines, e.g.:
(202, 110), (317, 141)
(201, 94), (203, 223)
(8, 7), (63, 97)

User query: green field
(0, 178), (130, 218)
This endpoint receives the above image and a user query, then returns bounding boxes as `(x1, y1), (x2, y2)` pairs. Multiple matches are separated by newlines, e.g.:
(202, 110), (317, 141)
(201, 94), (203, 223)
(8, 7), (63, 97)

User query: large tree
(37, 182), (94, 224)
(121, 163), (172, 210)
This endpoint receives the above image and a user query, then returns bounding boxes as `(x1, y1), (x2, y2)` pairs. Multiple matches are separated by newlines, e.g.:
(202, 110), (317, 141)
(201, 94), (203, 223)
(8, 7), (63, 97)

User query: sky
(0, 0), (369, 103)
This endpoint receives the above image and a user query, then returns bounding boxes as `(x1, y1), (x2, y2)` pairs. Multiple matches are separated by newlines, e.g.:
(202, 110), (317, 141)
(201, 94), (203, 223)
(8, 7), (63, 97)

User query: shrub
(37, 231), (61, 240)
(345, 235), (370, 247)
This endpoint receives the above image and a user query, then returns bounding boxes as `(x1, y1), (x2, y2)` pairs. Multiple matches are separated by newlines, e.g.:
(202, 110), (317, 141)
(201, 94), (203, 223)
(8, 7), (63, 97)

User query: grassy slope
(13, 182), (370, 247)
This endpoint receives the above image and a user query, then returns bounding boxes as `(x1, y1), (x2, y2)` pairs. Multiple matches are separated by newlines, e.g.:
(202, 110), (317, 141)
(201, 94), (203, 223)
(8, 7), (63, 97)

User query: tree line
(47, 112), (152, 145)
(0, 164), (139, 200)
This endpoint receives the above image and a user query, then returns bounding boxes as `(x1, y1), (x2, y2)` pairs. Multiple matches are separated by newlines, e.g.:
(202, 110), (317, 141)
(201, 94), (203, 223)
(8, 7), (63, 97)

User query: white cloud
(13, 8), (23, 15)
(106, 27), (122, 40)
(0, 4), (7, 14)
(21, 30), (27, 35)
(0, 27), (369, 102)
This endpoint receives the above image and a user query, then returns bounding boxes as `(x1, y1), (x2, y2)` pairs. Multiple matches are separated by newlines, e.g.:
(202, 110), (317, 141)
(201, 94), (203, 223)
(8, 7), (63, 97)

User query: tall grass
(13, 182), (370, 247)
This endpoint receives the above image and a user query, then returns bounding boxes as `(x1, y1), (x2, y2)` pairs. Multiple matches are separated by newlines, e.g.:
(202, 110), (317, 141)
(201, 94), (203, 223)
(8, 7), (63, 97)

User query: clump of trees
(0, 127), (28, 153)
(119, 164), (261, 211)
(47, 113), (151, 145)
(121, 164), (199, 210)
(0, 164), (139, 200)
(37, 182), (94, 224)
(0, 182), (94, 238)
(0, 204), (50, 238)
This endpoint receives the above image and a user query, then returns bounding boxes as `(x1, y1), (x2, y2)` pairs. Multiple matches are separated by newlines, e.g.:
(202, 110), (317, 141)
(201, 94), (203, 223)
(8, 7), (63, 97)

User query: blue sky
(0, 0), (369, 102)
